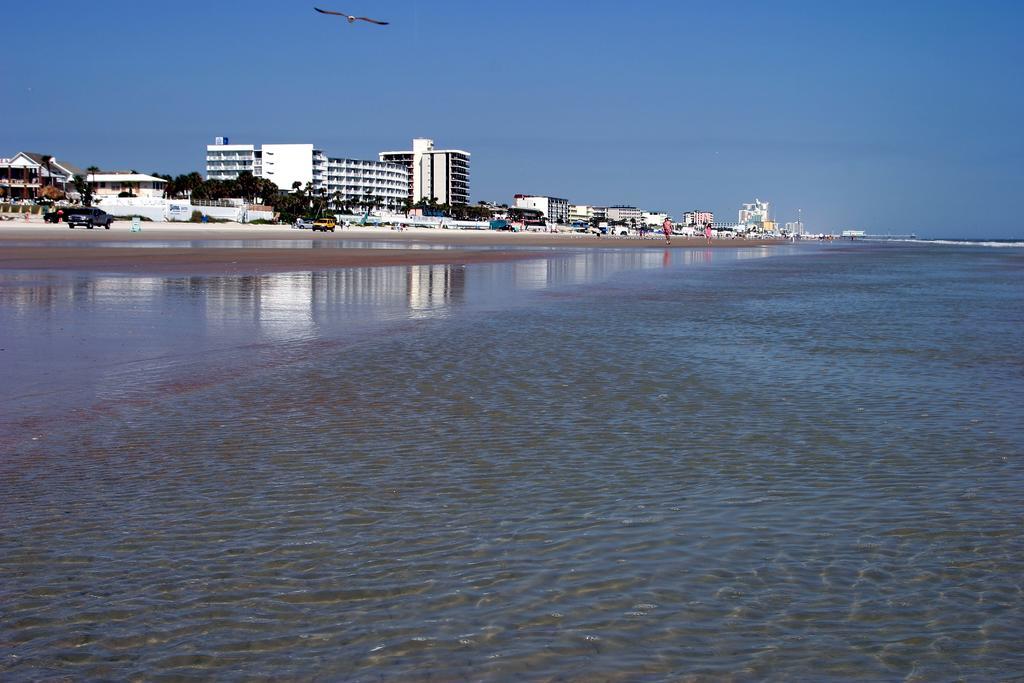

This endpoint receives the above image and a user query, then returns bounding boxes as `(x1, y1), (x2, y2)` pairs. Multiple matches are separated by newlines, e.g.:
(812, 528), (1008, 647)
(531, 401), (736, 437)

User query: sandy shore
(0, 246), (553, 274)
(0, 218), (786, 273)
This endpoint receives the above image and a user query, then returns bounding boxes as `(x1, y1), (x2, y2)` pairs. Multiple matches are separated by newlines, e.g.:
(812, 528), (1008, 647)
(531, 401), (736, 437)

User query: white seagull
(314, 7), (390, 25)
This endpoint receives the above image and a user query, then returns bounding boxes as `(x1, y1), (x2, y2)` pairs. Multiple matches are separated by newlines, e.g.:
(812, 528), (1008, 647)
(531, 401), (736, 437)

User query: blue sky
(4, 0), (1022, 237)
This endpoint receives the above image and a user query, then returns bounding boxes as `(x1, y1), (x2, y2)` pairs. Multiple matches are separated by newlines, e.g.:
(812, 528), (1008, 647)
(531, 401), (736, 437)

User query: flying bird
(314, 7), (390, 25)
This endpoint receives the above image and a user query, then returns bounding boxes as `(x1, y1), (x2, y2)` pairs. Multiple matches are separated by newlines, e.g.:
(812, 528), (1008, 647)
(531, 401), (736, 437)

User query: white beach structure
(88, 172), (167, 199)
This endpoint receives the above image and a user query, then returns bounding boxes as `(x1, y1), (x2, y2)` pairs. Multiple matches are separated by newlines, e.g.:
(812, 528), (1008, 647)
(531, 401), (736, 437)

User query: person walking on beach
(662, 217), (672, 245)
(704, 222), (712, 245)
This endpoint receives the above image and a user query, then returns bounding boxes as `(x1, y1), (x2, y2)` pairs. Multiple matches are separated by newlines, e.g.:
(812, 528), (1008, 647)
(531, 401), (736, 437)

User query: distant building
(569, 204), (594, 224)
(508, 206), (547, 228)
(606, 205), (642, 224)
(683, 210), (714, 226)
(642, 211), (669, 227)
(380, 138), (471, 206)
(89, 172), (167, 198)
(784, 221), (805, 235)
(514, 194), (569, 224)
(0, 152), (82, 199)
(476, 201), (508, 219)
(569, 205), (609, 224)
(739, 198), (770, 225)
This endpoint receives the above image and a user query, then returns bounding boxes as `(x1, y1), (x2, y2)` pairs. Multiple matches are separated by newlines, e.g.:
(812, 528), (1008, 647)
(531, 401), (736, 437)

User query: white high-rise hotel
(206, 138), (409, 208)
(207, 137), (470, 208)
(380, 138), (470, 206)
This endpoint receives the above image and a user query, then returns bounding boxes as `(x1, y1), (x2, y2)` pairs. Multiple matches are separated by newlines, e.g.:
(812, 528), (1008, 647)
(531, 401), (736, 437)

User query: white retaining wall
(96, 197), (257, 222)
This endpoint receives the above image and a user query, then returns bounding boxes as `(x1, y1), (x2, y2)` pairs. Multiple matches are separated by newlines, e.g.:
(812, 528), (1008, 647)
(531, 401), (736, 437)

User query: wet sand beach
(0, 245), (550, 274)
(0, 220), (784, 273)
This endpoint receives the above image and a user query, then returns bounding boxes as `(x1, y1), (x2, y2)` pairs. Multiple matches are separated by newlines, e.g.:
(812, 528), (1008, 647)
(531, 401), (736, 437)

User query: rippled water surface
(2, 243), (1022, 681)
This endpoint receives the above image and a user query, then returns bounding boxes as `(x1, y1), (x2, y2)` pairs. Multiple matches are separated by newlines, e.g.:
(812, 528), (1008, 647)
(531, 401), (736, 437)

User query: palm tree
(40, 155), (53, 193)
(236, 171), (258, 203)
(85, 166), (100, 206)
(186, 172), (204, 197)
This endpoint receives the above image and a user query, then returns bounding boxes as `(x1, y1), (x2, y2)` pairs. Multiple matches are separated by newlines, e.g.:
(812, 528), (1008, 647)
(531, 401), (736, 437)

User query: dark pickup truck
(66, 208), (114, 229)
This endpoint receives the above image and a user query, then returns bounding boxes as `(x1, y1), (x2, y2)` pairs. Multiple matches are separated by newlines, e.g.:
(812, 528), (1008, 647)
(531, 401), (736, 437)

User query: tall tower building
(380, 138), (470, 206)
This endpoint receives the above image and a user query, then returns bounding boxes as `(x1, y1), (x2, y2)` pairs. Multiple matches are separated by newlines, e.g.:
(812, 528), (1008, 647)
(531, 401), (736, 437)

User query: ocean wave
(870, 239), (1024, 248)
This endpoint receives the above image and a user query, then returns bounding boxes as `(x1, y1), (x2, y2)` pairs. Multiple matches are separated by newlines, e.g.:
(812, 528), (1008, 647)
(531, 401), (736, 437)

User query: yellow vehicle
(312, 217), (336, 232)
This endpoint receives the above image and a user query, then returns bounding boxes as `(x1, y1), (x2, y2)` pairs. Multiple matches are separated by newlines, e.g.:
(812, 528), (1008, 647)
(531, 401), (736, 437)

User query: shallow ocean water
(1, 242), (1022, 681)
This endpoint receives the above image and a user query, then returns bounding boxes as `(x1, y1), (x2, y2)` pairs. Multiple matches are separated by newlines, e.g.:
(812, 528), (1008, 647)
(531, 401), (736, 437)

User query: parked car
(293, 218), (314, 229)
(66, 208), (113, 229)
(312, 217), (337, 232)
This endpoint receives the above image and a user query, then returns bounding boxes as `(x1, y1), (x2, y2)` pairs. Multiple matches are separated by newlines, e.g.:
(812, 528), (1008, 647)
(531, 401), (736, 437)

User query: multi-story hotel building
(569, 204), (593, 224)
(683, 210), (714, 226)
(380, 138), (470, 206)
(606, 205), (642, 224)
(323, 157), (408, 209)
(569, 205), (609, 224)
(514, 194), (569, 224)
(206, 141), (255, 180)
(206, 138), (407, 206)
(206, 140), (317, 192)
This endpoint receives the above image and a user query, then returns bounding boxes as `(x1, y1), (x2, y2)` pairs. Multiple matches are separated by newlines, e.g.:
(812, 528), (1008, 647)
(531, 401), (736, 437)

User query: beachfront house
(0, 152), (83, 200)
(88, 172), (168, 199)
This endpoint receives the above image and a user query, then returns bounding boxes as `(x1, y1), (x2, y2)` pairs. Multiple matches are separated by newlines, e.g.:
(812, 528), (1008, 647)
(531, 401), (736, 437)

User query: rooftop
(88, 173), (167, 184)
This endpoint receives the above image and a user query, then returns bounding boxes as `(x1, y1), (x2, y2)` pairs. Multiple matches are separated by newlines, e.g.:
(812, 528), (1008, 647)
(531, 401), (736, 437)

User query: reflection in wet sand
(0, 247), (788, 440)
